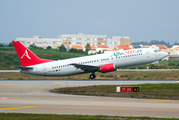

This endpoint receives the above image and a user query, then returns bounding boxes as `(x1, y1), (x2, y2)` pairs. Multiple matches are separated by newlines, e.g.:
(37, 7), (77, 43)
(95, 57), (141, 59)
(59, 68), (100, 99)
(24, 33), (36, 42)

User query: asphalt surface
(0, 80), (179, 118)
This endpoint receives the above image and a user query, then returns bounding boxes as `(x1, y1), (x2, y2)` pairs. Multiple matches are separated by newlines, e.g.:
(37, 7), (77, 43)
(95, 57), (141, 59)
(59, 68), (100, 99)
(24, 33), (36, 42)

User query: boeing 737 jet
(12, 41), (168, 79)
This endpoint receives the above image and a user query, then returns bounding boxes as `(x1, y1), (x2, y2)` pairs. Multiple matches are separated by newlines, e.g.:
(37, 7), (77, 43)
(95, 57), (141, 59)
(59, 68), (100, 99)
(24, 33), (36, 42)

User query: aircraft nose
(163, 51), (168, 57)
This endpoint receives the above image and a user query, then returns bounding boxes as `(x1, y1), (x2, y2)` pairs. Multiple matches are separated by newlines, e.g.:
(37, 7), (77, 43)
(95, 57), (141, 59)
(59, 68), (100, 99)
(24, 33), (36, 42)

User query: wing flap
(70, 63), (99, 72)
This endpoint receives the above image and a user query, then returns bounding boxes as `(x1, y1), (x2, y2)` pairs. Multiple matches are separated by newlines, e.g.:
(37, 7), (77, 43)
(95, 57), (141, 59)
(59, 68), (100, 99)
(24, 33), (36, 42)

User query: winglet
(13, 41), (54, 67)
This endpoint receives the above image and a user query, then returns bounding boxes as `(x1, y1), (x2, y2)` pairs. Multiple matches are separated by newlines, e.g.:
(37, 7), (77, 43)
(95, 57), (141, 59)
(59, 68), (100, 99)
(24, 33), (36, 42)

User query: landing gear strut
(90, 73), (96, 79)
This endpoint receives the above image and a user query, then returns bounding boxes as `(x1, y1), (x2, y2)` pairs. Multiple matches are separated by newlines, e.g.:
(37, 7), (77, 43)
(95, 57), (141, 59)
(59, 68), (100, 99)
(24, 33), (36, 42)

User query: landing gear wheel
(151, 65), (155, 69)
(90, 74), (96, 79)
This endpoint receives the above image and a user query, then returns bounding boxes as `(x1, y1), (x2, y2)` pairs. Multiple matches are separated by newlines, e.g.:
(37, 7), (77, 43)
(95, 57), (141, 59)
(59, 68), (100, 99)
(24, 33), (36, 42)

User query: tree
(46, 46), (52, 50)
(0, 43), (5, 47)
(29, 43), (37, 49)
(59, 44), (67, 52)
(173, 41), (179, 45)
(85, 44), (91, 55)
(98, 50), (102, 54)
(131, 40), (173, 48)
(8, 42), (13, 47)
(69, 48), (77, 53)
(29, 43), (43, 49)
(69, 48), (85, 54)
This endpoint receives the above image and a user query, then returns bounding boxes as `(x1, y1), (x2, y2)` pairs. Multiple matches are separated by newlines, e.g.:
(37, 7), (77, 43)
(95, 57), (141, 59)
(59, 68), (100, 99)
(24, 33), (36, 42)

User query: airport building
(13, 36), (61, 49)
(13, 33), (131, 50)
(58, 33), (107, 48)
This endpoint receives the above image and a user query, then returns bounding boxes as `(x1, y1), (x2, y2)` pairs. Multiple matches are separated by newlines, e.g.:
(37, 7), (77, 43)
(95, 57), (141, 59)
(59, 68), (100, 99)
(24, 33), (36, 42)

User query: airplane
(12, 41), (168, 79)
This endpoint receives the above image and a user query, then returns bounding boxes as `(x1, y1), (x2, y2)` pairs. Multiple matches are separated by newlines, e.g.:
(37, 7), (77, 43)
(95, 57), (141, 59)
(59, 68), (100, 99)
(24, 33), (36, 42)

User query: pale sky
(0, 0), (179, 44)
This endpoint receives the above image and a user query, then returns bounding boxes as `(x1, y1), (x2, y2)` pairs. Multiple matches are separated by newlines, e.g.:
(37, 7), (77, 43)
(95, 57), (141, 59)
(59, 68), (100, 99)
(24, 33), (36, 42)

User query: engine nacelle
(99, 63), (116, 73)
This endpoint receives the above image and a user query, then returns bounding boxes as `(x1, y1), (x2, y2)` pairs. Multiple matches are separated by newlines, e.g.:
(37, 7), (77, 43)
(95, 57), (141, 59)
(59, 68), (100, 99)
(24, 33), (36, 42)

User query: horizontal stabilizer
(12, 66), (33, 70)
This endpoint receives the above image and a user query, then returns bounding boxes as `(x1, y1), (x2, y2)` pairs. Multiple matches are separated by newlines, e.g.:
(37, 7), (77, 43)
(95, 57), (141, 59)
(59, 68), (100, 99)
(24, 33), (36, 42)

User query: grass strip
(0, 71), (179, 80)
(51, 83), (179, 100)
(0, 113), (178, 120)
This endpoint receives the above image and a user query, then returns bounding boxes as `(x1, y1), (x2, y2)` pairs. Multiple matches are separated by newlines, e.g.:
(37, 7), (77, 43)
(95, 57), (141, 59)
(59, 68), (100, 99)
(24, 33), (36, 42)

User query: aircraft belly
(47, 67), (85, 76)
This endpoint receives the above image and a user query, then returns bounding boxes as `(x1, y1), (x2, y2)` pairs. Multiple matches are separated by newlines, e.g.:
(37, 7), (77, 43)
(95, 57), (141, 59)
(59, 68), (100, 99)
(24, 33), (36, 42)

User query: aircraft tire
(90, 74), (96, 79)
(151, 65), (155, 69)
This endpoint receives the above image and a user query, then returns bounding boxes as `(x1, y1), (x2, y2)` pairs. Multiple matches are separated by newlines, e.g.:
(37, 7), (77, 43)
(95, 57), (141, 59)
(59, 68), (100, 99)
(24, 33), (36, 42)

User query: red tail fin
(13, 41), (54, 67)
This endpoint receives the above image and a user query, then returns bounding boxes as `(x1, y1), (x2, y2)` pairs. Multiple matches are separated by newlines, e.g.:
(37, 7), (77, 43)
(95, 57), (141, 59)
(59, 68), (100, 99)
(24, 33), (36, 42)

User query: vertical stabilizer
(13, 41), (53, 67)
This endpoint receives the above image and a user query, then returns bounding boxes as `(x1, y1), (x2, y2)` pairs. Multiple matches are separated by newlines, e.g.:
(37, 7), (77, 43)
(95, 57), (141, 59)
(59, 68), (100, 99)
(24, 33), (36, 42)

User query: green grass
(0, 113), (178, 120)
(0, 71), (179, 80)
(51, 83), (179, 100)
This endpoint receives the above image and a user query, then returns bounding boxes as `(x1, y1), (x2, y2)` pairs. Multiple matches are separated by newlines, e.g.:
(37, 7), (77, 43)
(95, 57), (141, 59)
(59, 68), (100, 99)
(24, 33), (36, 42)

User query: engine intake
(99, 63), (116, 73)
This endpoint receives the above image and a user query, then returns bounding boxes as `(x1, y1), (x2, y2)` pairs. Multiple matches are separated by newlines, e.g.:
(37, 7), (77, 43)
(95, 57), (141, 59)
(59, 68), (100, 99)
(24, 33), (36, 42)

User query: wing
(12, 66), (33, 70)
(70, 63), (99, 72)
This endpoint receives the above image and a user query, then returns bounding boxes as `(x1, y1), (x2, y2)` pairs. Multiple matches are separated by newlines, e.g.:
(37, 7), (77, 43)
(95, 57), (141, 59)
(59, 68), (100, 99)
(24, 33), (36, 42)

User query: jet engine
(99, 63), (116, 73)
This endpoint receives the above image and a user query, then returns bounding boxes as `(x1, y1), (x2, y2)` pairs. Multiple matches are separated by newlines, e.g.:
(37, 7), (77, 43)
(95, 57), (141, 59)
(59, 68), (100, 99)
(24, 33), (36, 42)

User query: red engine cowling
(100, 63), (116, 73)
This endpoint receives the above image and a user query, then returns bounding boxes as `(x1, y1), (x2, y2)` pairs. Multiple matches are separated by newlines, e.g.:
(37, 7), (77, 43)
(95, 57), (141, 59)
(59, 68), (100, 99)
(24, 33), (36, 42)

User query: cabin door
(146, 50), (150, 58)
(43, 66), (47, 75)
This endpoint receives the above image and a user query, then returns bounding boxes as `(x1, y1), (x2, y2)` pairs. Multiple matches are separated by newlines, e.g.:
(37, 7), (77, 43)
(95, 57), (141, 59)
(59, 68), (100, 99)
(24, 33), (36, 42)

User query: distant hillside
(0, 48), (86, 70)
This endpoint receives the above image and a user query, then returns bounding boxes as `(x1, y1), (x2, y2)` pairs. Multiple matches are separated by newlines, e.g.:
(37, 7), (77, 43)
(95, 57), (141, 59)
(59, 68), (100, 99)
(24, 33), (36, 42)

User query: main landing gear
(151, 64), (155, 69)
(90, 73), (96, 79)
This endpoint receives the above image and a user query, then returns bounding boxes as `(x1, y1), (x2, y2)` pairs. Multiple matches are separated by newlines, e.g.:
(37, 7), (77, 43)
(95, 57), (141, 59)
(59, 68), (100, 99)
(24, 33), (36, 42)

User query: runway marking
(40, 106), (179, 112)
(52, 82), (64, 84)
(144, 100), (171, 102)
(0, 83), (13, 85)
(0, 106), (37, 110)
(0, 98), (11, 99)
(1, 99), (178, 107)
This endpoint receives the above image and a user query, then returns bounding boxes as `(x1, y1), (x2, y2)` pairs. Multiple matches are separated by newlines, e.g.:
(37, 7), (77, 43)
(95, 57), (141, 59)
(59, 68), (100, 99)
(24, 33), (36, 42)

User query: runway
(0, 80), (179, 118)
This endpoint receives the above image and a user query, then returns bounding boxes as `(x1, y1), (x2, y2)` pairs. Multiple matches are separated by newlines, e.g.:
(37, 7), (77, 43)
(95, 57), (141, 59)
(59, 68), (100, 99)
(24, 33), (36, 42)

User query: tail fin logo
(21, 50), (31, 59)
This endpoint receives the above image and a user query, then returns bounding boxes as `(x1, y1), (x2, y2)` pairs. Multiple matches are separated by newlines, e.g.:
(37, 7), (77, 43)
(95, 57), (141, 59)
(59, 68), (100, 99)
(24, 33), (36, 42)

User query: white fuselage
(21, 48), (168, 76)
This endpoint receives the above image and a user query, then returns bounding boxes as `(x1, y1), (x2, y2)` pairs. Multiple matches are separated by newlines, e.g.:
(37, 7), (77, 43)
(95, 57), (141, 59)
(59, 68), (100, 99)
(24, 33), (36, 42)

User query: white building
(13, 36), (62, 49)
(58, 33), (107, 48)
(107, 36), (131, 49)
(13, 33), (131, 49)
